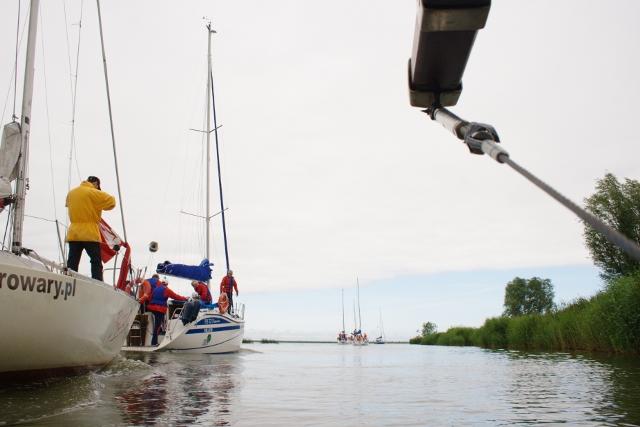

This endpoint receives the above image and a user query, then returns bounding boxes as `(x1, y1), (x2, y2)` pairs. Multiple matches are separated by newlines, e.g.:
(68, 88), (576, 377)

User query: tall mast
(357, 277), (362, 330)
(341, 288), (345, 332)
(353, 301), (357, 332)
(208, 29), (230, 273)
(11, 0), (41, 254)
(205, 23), (213, 263)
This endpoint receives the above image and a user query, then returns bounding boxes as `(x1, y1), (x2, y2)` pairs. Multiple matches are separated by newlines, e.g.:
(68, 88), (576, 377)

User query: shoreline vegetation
(410, 272), (640, 354)
(241, 339), (406, 344)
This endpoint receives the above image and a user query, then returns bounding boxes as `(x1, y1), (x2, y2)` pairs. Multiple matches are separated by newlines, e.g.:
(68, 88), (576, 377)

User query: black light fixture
(409, 0), (491, 108)
(406, 0), (640, 263)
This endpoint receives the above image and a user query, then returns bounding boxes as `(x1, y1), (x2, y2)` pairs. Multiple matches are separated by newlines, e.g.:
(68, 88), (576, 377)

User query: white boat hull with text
(0, 252), (139, 376)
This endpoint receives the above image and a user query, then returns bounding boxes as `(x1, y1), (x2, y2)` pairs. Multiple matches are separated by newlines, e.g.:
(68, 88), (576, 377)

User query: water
(1, 344), (639, 426)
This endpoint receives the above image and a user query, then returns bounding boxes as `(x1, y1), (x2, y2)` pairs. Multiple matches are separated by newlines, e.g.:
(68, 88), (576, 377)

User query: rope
(210, 68), (231, 272)
(2, 2), (28, 123)
(12, 0), (21, 122)
(96, 0), (128, 244)
(2, 203), (13, 250)
(38, 8), (60, 223)
(66, 0), (84, 192)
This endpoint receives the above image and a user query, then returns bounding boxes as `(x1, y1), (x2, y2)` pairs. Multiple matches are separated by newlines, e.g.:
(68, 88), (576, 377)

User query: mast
(208, 26), (230, 273)
(357, 277), (362, 331)
(341, 288), (345, 332)
(353, 301), (357, 332)
(11, 0), (41, 254)
(205, 23), (213, 264)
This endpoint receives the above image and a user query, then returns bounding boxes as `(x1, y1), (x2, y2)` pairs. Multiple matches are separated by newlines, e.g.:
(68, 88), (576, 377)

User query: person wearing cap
(191, 280), (212, 304)
(219, 270), (238, 314)
(65, 176), (116, 280)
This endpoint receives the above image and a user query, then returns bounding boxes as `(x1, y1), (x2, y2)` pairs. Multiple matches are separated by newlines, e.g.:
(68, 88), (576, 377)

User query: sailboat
(352, 277), (368, 346)
(337, 288), (348, 344)
(121, 22), (244, 354)
(0, 0), (139, 378)
(374, 309), (385, 344)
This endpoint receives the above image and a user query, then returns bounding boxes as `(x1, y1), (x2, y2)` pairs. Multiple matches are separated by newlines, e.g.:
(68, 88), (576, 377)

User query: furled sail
(0, 122), (21, 198)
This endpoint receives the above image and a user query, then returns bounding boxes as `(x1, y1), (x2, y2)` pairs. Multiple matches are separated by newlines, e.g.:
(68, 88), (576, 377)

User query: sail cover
(0, 122), (21, 198)
(156, 259), (213, 282)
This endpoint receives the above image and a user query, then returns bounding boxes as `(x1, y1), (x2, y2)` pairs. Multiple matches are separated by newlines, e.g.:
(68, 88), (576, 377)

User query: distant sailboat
(352, 277), (368, 346)
(374, 309), (385, 344)
(337, 288), (348, 344)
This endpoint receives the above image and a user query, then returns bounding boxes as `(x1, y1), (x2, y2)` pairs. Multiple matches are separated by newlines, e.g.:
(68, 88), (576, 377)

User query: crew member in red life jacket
(219, 270), (238, 314)
(137, 274), (161, 305)
(191, 280), (212, 304)
(146, 280), (187, 346)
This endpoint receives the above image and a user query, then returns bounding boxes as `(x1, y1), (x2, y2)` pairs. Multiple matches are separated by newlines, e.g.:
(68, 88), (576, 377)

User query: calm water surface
(1, 344), (639, 426)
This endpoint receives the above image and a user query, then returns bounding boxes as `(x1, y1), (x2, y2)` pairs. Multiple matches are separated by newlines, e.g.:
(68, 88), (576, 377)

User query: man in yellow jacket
(66, 176), (116, 281)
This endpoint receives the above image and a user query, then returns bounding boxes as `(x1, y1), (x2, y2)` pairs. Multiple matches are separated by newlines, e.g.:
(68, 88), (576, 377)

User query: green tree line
(410, 173), (640, 354)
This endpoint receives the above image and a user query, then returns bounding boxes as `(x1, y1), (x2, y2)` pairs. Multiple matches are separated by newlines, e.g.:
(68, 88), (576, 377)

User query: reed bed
(410, 272), (640, 354)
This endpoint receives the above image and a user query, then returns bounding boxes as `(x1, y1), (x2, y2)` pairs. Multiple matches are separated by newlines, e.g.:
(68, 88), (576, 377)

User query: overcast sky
(1, 1), (638, 340)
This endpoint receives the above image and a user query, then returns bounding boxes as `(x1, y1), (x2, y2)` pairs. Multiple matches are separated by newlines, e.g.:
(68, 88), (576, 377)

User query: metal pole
(427, 106), (640, 262)
(341, 288), (345, 332)
(12, 0), (41, 254)
(205, 23), (212, 265)
(357, 277), (362, 331)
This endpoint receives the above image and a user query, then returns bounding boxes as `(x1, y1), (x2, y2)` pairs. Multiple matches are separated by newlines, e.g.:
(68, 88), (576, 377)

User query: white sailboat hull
(122, 309), (244, 354)
(0, 252), (139, 376)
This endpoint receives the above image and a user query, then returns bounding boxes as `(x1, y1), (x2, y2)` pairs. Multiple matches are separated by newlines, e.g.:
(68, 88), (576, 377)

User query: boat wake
(96, 354), (153, 377)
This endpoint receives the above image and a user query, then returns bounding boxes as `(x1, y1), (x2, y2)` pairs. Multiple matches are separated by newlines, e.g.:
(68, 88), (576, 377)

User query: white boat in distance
(0, 0), (138, 378)
(337, 288), (348, 344)
(352, 278), (368, 346)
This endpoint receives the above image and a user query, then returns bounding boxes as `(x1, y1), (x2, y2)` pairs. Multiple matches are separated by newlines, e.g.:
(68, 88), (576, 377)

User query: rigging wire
(12, 0), (21, 122)
(38, 8), (59, 221)
(210, 69), (230, 272)
(62, 0), (74, 99)
(2, 3), (28, 123)
(38, 6), (63, 263)
(95, 0), (128, 243)
(2, 205), (12, 250)
(65, 0), (84, 192)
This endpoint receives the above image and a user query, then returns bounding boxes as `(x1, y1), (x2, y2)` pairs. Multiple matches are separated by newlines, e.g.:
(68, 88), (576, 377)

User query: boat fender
(217, 293), (229, 314)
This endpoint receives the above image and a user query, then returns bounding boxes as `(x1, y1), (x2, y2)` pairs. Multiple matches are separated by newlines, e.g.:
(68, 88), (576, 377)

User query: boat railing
(233, 302), (245, 320)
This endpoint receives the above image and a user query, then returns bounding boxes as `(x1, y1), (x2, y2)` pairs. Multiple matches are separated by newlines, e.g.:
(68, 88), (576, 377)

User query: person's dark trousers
(67, 241), (103, 281)
(226, 291), (234, 314)
(151, 310), (165, 346)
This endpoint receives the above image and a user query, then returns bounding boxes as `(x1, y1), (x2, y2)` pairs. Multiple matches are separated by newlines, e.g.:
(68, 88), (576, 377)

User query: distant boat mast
(341, 288), (345, 332)
(357, 277), (362, 331)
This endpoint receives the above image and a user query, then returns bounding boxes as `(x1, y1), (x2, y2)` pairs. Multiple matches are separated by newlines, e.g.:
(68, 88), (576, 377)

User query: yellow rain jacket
(65, 181), (116, 242)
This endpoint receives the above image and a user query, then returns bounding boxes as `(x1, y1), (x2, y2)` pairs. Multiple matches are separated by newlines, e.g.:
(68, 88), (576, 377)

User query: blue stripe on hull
(185, 325), (241, 335)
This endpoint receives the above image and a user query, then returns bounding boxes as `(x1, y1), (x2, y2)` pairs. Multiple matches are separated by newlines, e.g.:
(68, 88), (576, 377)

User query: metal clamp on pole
(426, 106), (507, 162)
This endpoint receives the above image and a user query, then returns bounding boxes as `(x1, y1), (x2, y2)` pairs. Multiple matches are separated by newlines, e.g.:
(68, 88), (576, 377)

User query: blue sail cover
(156, 259), (213, 282)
